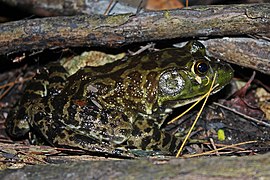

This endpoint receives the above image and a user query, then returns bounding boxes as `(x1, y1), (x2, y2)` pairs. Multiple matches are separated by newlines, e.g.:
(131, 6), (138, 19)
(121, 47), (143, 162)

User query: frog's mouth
(170, 83), (223, 109)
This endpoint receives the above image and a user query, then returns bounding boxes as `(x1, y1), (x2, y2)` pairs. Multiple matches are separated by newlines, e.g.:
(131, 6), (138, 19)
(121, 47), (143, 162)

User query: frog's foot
(128, 149), (169, 157)
(42, 127), (134, 158)
(6, 103), (31, 138)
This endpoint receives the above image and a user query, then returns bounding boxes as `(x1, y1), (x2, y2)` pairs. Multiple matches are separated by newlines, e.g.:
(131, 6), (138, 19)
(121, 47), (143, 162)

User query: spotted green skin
(7, 41), (233, 156)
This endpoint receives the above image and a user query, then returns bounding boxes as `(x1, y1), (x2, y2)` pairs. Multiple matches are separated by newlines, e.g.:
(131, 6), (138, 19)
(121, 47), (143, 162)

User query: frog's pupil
(197, 62), (208, 74)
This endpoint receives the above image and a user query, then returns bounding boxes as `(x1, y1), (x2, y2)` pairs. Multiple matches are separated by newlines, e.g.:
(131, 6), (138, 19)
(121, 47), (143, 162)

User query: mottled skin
(7, 41), (233, 156)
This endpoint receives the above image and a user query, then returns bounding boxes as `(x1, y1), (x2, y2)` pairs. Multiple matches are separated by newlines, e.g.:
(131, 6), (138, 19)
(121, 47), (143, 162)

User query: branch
(0, 0), (140, 16)
(202, 37), (270, 75)
(1, 153), (270, 179)
(0, 3), (269, 56)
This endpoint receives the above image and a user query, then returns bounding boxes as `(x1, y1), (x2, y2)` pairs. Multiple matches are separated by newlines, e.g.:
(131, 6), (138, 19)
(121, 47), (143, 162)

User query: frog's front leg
(127, 115), (182, 155)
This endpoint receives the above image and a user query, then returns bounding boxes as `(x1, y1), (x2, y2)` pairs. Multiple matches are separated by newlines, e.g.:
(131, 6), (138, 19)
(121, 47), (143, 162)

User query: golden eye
(195, 61), (209, 75)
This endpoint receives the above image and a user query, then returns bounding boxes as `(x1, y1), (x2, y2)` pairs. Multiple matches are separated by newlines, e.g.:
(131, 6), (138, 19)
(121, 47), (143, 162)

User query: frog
(6, 41), (233, 157)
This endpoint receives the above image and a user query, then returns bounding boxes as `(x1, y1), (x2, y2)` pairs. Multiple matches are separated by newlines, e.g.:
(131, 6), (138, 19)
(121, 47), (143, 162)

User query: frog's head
(157, 41), (233, 110)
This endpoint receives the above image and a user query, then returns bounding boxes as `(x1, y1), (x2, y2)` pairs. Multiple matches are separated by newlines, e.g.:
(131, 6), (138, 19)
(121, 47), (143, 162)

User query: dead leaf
(256, 88), (270, 120)
(146, 0), (184, 10)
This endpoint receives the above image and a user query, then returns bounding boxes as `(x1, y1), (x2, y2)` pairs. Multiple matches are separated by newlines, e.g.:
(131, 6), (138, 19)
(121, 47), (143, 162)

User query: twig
(209, 138), (220, 156)
(0, 4), (269, 55)
(203, 142), (245, 151)
(0, 84), (13, 100)
(104, 0), (117, 15)
(128, 43), (157, 56)
(213, 102), (270, 128)
(18, 151), (48, 164)
(0, 77), (33, 89)
(183, 140), (257, 158)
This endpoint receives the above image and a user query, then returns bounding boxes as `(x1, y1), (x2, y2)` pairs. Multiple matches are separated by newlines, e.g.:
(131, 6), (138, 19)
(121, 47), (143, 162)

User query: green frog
(6, 41), (233, 156)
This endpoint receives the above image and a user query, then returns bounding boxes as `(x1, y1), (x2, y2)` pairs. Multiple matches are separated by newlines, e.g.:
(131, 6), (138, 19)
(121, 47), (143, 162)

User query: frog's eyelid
(191, 61), (196, 74)
(205, 76), (210, 86)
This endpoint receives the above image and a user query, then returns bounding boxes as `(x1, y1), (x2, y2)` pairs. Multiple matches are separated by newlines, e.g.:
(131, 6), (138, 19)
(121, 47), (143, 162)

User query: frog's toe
(128, 149), (169, 157)
(6, 117), (30, 138)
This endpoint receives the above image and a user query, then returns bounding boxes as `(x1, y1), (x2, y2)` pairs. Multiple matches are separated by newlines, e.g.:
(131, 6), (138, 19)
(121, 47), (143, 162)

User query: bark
(1, 153), (270, 179)
(1, 0), (268, 16)
(0, 3), (269, 56)
(202, 37), (270, 75)
(0, 0), (141, 16)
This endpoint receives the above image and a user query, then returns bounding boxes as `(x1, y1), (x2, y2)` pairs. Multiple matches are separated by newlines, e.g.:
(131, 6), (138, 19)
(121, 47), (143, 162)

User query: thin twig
(0, 77), (33, 89)
(209, 138), (220, 156)
(213, 102), (270, 128)
(104, 0), (117, 15)
(0, 84), (13, 100)
(203, 142), (245, 151)
(183, 140), (257, 158)
(18, 151), (48, 164)
(128, 43), (157, 56)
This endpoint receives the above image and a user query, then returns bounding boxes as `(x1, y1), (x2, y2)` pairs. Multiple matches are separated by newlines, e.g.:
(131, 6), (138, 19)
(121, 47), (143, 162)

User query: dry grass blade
(169, 91), (210, 124)
(0, 76), (33, 100)
(182, 140), (257, 158)
(0, 77), (32, 89)
(176, 72), (217, 157)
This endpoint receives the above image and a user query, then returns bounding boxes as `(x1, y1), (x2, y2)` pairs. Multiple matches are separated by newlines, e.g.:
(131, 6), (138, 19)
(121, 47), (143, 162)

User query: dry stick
(104, 0), (116, 15)
(0, 77), (33, 89)
(0, 76), (33, 100)
(202, 38), (270, 75)
(0, 3), (269, 55)
(213, 102), (270, 128)
(192, 150), (253, 156)
(209, 138), (220, 156)
(0, 159), (36, 165)
(18, 151), (48, 164)
(183, 140), (257, 158)
(203, 142), (245, 151)
(0, 84), (13, 100)
(128, 43), (157, 56)
(176, 73), (217, 157)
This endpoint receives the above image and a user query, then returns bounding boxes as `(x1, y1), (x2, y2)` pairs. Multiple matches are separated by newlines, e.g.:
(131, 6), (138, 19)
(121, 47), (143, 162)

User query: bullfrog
(6, 41), (233, 156)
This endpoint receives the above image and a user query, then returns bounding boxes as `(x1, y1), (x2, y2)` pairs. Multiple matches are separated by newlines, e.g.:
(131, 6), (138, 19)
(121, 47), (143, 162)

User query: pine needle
(168, 84), (217, 124)
(176, 72), (217, 157)
(182, 140), (257, 158)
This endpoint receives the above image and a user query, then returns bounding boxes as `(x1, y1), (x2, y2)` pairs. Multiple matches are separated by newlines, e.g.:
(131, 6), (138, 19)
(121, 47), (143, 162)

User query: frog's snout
(215, 62), (234, 88)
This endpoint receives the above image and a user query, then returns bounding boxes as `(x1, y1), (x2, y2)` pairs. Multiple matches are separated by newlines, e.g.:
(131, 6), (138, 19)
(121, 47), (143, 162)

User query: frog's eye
(195, 61), (209, 75)
(159, 70), (184, 96)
